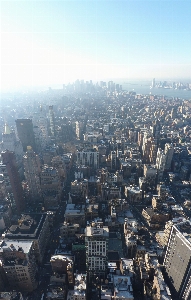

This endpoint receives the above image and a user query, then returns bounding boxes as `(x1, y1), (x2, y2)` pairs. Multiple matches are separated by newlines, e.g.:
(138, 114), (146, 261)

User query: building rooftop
(0, 240), (33, 254)
(85, 225), (109, 237)
(50, 255), (73, 263)
(175, 220), (191, 242)
(4, 213), (47, 240)
(112, 275), (134, 299)
(73, 273), (86, 296)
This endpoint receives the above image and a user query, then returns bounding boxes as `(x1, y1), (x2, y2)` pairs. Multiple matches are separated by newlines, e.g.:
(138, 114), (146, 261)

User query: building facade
(85, 221), (109, 279)
(164, 221), (191, 299)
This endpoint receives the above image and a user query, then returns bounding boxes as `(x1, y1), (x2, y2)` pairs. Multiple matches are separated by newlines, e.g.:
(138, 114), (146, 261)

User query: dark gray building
(15, 119), (36, 152)
(164, 220), (191, 299)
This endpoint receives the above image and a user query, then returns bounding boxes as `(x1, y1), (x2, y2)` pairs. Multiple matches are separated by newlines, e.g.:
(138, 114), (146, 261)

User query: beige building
(0, 240), (37, 292)
(152, 269), (172, 299)
(142, 208), (169, 229)
(60, 222), (80, 238)
(50, 254), (73, 274)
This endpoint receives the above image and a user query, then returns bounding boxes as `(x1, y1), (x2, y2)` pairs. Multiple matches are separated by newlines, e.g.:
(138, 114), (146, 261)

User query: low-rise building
(60, 222), (80, 238)
(112, 274), (134, 299)
(142, 208), (169, 229)
(125, 186), (142, 203)
(50, 255), (73, 274)
(64, 204), (85, 227)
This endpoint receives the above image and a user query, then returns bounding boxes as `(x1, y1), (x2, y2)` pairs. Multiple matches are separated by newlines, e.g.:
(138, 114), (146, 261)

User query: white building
(85, 222), (109, 277)
(156, 148), (166, 182)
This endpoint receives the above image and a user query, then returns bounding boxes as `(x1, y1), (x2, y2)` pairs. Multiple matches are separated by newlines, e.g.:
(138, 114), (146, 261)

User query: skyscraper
(0, 122), (23, 173)
(164, 220), (191, 299)
(15, 119), (36, 152)
(23, 146), (42, 203)
(164, 143), (174, 170)
(1, 150), (25, 214)
(49, 105), (55, 136)
(32, 107), (49, 151)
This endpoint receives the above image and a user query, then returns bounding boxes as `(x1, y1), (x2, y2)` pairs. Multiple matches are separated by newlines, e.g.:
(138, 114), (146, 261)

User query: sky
(1, 0), (191, 90)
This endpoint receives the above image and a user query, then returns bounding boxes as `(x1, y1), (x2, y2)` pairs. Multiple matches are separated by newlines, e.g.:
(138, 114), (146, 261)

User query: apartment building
(85, 221), (109, 278)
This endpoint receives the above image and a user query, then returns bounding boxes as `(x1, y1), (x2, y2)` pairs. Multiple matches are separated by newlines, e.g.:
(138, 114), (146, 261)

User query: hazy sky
(1, 0), (191, 90)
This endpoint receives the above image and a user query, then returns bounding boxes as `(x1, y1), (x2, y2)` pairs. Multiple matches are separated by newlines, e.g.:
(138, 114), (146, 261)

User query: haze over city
(1, 0), (191, 91)
(2, 1), (191, 299)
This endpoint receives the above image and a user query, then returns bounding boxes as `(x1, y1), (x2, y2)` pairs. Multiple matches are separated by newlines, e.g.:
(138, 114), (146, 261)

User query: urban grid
(1, 79), (191, 300)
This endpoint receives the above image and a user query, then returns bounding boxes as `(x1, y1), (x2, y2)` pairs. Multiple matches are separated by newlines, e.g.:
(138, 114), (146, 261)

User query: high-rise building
(23, 146), (42, 203)
(76, 121), (84, 140)
(1, 150), (25, 214)
(152, 78), (156, 88)
(164, 143), (174, 170)
(40, 165), (62, 209)
(0, 240), (38, 292)
(49, 105), (55, 136)
(0, 123), (23, 173)
(156, 148), (166, 182)
(32, 105), (49, 150)
(111, 150), (117, 170)
(164, 220), (191, 299)
(85, 221), (109, 279)
(142, 133), (157, 164)
(15, 119), (36, 152)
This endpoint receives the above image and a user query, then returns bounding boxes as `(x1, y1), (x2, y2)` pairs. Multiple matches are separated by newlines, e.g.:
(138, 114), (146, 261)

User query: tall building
(32, 105), (49, 150)
(49, 105), (55, 137)
(164, 220), (191, 299)
(1, 150), (25, 214)
(156, 148), (166, 182)
(85, 221), (109, 279)
(111, 150), (117, 170)
(142, 134), (157, 164)
(0, 123), (23, 173)
(152, 78), (156, 88)
(0, 240), (38, 292)
(15, 119), (36, 152)
(76, 121), (84, 140)
(23, 146), (42, 203)
(41, 165), (62, 209)
(164, 143), (174, 170)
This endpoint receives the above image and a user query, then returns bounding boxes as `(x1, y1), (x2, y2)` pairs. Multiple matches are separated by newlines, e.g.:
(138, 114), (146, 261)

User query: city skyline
(1, 0), (191, 91)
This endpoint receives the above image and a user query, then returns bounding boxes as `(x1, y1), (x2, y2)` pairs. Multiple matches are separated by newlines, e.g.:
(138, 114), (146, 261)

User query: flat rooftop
(85, 226), (109, 237)
(0, 240), (33, 254)
(4, 213), (47, 240)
